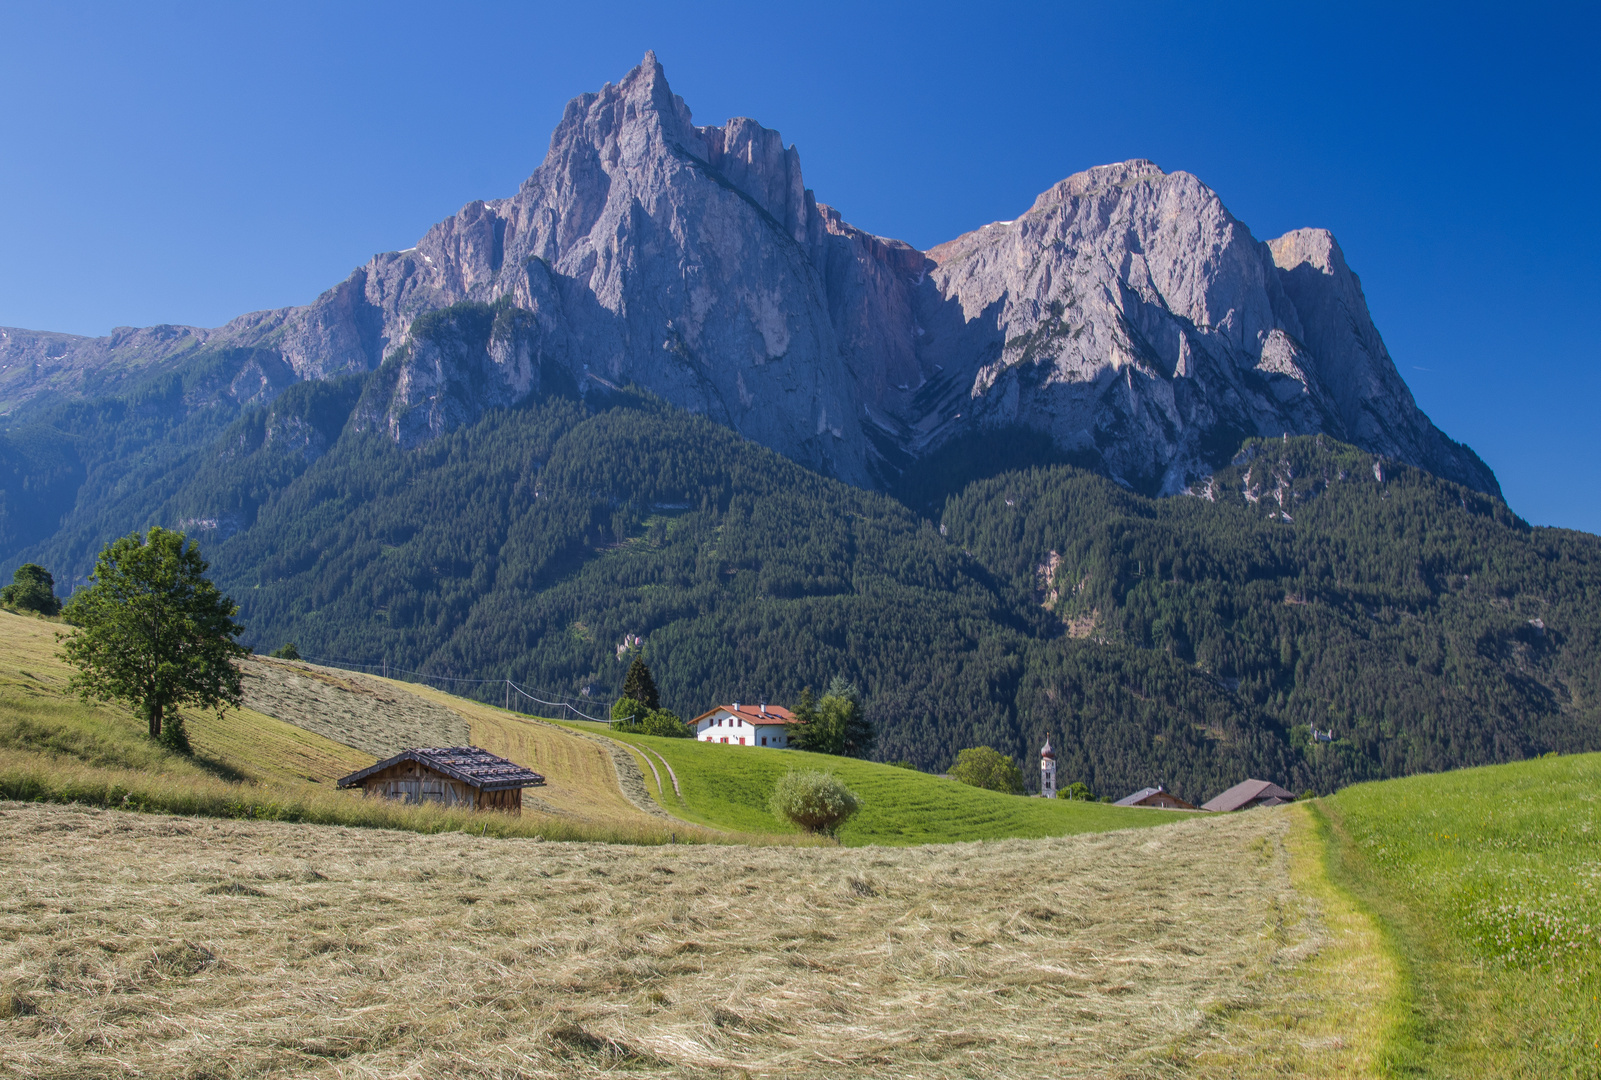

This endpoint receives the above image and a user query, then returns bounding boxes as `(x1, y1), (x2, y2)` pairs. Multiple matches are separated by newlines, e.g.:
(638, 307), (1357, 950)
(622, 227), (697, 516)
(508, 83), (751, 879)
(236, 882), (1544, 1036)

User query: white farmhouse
(691, 701), (796, 747)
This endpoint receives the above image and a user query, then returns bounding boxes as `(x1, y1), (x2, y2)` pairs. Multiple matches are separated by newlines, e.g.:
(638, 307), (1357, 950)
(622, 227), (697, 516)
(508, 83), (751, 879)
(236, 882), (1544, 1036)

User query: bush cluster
(769, 769), (860, 834)
(609, 695), (690, 737)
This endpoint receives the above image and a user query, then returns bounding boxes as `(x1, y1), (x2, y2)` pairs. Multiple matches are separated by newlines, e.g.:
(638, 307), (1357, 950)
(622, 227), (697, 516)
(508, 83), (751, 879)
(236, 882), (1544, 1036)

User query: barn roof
(1113, 785), (1200, 810)
(1201, 778), (1296, 812)
(690, 703), (797, 726)
(336, 747), (545, 792)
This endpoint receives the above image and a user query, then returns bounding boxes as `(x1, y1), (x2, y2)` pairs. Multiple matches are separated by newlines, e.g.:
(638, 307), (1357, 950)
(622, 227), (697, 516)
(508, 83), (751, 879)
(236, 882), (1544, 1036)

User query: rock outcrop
(0, 54), (1500, 498)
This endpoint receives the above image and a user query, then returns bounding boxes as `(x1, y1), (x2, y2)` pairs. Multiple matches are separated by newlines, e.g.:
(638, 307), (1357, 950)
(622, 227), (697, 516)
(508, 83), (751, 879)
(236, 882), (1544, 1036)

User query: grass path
(1315, 753), (1601, 1077)
(1151, 802), (1402, 1077)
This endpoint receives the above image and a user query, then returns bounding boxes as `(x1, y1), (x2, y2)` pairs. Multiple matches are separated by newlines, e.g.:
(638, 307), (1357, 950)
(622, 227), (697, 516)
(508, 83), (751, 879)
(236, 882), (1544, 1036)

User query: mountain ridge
(1, 52), (1497, 501)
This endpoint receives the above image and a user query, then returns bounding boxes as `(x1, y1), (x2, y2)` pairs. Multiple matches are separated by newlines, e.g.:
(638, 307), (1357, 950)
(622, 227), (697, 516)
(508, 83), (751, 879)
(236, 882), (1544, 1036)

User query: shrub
(949, 746), (1025, 795)
(640, 709), (690, 738)
(610, 696), (643, 729)
(769, 770), (860, 835)
(269, 642), (301, 660)
(1057, 781), (1093, 801)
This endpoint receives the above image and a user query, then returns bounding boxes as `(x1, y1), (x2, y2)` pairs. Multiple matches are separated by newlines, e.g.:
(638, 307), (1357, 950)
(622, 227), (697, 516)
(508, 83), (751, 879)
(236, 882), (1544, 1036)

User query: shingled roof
(1201, 778), (1295, 812)
(337, 747), (545, 792)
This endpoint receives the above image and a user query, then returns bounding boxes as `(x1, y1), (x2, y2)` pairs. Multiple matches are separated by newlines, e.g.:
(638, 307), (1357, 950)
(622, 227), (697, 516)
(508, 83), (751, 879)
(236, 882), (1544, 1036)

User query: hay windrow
(0, 801), (1335, 1078)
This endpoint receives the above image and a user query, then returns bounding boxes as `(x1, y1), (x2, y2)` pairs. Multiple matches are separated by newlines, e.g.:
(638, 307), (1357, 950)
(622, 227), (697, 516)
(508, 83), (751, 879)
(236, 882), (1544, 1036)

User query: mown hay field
(0, 800), (1387, 1079)
(1321, 751), (1601, 1077)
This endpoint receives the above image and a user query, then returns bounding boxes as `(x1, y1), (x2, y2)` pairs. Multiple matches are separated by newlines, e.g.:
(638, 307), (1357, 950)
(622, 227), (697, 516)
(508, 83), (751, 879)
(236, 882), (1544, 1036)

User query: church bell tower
(1040, 737), (1057, 799)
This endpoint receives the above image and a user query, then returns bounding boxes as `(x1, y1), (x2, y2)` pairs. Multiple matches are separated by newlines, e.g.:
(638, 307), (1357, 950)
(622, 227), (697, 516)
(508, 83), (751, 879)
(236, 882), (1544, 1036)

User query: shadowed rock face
(0, 54), (1499, 498)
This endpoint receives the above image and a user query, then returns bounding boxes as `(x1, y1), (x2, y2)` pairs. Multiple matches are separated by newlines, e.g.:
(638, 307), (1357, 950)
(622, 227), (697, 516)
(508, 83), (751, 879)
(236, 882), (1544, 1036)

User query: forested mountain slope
(10, 302), (1593, 802)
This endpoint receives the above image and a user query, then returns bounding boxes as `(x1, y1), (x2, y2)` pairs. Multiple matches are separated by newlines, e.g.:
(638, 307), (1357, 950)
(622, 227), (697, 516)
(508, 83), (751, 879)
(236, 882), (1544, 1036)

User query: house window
(761, 737), (767, 746)
(721, 737), (728, 744)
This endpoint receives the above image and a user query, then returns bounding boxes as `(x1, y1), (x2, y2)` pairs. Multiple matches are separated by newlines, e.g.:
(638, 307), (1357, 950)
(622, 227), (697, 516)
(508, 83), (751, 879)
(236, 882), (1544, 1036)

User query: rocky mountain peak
(1026, 157), (1169, 210)
(0, 56), (1501, 503)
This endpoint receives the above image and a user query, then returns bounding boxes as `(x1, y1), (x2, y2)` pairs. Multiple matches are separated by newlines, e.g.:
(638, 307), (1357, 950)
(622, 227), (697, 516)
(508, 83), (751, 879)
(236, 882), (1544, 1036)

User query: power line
(292, 653), (614, 724)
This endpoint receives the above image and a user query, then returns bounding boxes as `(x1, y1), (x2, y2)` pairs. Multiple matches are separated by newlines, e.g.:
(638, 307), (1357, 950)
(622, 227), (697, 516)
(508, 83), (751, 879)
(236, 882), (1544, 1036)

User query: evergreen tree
(622, 656), (660, 710)
(788, 687), (823, 751)
(821, 676), (875, 759)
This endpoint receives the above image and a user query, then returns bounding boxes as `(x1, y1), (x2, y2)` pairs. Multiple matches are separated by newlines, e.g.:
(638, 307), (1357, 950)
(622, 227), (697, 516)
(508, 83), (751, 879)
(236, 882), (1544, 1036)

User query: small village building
(336, 747), (545, 814)
(1112, 785), (1199, 810)
(1200, 778), (1296, 813)
(1039, 738), (1057, 799)
(691, 702), (795, 746)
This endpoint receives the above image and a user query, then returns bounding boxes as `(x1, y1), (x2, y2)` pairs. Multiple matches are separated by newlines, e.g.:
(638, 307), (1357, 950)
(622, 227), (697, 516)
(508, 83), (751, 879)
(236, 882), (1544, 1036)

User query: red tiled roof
(690, 703), (797, 726)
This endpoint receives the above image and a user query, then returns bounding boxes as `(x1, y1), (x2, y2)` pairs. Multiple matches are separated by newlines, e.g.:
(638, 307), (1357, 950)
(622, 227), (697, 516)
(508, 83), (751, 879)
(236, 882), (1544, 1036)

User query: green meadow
(573, 724), (1176, 844)
(1319, 752), (1601, 1077)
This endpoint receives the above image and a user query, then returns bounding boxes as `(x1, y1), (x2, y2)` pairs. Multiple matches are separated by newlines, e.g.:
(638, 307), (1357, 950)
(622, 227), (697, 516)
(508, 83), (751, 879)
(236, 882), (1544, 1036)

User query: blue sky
(2, 1), (1597, 530)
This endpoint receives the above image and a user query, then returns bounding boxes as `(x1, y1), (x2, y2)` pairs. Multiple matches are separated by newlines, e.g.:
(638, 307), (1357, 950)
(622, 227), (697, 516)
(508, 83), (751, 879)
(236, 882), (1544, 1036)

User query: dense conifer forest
(4, 305), (1598, 802)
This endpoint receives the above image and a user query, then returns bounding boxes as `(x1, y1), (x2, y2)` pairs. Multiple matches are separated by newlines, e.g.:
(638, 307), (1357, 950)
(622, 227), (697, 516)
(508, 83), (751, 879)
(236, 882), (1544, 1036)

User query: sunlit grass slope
(0, 609), (371, 786)
(567, 723), (1176, 845)
(0, 610), (722, 844)
(1320, 752), (1601, 1077)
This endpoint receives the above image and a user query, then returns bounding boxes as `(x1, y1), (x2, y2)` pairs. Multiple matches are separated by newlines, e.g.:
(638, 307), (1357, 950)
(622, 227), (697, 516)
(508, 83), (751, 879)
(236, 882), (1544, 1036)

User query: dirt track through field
(0, 802), (1321, 1079)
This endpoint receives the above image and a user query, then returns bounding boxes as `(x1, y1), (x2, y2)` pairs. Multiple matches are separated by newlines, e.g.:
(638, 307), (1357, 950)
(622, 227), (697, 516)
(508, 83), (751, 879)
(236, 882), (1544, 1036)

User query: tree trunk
(145, 700), (162, 739)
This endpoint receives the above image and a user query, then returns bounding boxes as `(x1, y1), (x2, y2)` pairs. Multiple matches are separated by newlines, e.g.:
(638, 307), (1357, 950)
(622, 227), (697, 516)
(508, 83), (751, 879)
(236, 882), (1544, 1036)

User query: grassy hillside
(0, 609), (717, 844)
(1319, 751), (1601, 1076)
(0, 609), (372, 787)
(568, 724), (1175, 845)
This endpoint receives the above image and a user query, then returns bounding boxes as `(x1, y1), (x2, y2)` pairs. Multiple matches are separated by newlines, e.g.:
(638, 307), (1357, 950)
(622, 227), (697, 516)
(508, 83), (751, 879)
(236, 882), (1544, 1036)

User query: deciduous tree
(59, 528), (247, 748)
(1, 564), (61, 616)
(789, 678), (875, 758)
(949, 746), (1025, 795)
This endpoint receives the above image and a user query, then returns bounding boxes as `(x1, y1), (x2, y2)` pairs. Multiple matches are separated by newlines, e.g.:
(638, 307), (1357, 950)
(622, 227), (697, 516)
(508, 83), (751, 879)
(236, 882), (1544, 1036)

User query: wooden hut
(337, 747), (544, 814)
(1112, 785), (1199, 810)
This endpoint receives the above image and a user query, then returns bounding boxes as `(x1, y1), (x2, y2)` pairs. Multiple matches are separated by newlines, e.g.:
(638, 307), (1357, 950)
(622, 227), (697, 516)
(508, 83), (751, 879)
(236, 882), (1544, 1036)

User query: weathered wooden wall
(354, 759), (523, 814)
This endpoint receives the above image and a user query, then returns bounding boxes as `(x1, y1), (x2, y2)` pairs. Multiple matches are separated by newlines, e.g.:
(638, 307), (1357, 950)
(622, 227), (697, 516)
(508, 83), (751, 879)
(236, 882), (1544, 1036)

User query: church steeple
(1040, 737), (1057, 799)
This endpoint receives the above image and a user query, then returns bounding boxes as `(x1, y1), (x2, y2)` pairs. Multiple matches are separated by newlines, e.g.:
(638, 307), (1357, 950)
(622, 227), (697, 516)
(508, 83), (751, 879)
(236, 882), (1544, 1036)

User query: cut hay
(0, 801), (1339, 1078)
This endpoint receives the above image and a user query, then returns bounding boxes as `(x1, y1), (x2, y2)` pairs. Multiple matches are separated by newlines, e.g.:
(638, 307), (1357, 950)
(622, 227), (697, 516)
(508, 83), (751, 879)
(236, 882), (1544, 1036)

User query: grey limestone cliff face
(888, 161), (1499, 496)
(299, 50), (872, 483)
(0, 54), (1499, 499)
